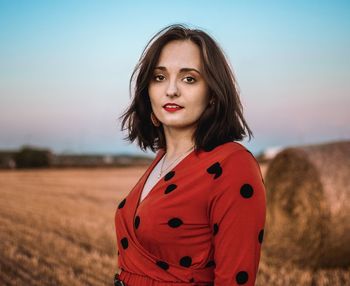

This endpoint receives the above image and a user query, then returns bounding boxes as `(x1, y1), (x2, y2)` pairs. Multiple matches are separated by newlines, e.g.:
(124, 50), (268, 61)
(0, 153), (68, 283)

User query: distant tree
(14, 146), (52, 168)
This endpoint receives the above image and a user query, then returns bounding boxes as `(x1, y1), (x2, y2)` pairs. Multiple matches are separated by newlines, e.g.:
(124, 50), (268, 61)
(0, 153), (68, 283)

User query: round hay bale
(264, 140), (350, 268)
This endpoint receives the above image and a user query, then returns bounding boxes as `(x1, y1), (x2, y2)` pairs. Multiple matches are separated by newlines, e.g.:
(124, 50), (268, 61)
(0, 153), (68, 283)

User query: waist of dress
(118, 270), (213, 286)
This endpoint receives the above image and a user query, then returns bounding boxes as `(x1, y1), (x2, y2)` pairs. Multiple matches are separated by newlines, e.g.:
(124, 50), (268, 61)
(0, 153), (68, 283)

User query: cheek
(148, 85), (160, 104)
(188, 96), (209, 115)
(193, 87), (209, 110)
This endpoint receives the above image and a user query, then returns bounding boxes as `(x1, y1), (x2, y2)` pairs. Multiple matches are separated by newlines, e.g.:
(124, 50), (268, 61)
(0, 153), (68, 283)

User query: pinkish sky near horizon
(0, 0), (349, 157)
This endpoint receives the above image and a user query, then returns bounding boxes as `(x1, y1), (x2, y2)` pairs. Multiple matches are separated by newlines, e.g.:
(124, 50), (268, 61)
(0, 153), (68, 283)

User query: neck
(163, 126), (196, 159)
(159, 143), (194, 178)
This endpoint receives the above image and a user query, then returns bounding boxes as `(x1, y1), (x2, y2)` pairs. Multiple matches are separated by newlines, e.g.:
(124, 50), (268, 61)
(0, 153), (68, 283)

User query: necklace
(158, 145), (195, 179)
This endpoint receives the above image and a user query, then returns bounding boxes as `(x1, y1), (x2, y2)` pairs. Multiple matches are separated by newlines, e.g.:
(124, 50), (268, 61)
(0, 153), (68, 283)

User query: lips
(163, 103), (184, 112)
(163, 103), (184, 108)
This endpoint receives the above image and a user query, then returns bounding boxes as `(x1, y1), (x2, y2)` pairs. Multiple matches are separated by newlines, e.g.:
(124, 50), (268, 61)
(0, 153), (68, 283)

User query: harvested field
(0, 167), (144, 286)
(0, 162), (349, 285)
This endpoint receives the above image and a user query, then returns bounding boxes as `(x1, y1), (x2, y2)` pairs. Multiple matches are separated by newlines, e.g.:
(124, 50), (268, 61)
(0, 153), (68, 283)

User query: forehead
(156, 40), (202, 70)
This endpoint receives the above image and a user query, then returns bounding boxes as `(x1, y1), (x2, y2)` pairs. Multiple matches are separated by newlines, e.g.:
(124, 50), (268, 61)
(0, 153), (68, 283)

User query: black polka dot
(240, 184), (254, 198)
(164, 184), (177, 194)
(120, 237), (128, 249)
(258, 229), (264, 244)
(206, 162), (222, 179)
(164, 171), (175, 181)
(118, 198), (126, 209)
(189, 277), (195, 283)
(168, 218), (183, 228)
(156, 260), (169, 270)
(213, 223), (219, 235)
(205, 260), (216, 267)
(179, 256), (192, 267)
(117, 250), (119, 256)
(236, 271), (249, 284)
(134, 216), (140, 229)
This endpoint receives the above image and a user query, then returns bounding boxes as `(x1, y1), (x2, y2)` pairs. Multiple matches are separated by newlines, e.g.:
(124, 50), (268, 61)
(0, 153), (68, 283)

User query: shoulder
(199, 141), (254, 162)
(206, 143), (265, 199)
(203, 141), (262, 182)
(193, 141), (261, 183)
(221, 142), (260, 174)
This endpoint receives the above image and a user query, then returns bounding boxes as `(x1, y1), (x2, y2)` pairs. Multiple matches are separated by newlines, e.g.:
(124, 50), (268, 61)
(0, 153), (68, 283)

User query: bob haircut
(119, 23), (253, 153)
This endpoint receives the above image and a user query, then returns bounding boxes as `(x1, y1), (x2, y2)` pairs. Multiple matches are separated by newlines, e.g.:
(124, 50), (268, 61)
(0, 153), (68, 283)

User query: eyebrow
(154, 66), (201, 75)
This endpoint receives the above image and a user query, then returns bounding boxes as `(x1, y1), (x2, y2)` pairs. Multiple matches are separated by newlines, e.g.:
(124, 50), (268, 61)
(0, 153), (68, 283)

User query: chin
(163, 121), (197, 129)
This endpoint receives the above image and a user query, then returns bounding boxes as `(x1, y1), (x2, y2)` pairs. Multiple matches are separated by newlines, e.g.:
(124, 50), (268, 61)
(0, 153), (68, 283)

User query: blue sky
(0, 0), (349, 156)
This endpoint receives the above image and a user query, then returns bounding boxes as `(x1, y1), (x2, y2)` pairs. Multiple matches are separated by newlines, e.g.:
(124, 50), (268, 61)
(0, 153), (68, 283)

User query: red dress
(114, 141), (266, 285)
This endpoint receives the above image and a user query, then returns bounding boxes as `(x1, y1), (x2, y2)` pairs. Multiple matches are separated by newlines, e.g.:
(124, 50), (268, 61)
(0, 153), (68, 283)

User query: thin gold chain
(158, 145), (195, 179)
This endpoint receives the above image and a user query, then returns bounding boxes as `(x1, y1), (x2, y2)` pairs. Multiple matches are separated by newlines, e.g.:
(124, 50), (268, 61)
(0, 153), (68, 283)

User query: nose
(166, 79), (179, 97)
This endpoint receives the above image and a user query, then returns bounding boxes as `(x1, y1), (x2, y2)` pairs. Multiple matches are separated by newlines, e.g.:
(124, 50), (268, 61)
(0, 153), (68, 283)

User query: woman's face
(148, 40), (209, 131)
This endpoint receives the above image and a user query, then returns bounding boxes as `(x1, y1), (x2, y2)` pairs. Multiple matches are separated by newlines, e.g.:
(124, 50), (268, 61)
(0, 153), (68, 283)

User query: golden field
(0, 165), (349, 286)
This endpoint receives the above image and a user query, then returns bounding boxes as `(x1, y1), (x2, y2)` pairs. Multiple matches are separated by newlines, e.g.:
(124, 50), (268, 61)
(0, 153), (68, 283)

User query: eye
(184, 76), (196, 83)
(153, 75), (165, 81)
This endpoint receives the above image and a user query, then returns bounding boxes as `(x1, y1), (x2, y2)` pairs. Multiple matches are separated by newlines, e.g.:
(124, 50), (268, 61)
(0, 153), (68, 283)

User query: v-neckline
(134, 147), (196, 214)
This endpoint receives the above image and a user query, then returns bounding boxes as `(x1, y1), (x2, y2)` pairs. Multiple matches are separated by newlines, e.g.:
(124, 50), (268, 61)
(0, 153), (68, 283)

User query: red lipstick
(163, 103), (184, 112)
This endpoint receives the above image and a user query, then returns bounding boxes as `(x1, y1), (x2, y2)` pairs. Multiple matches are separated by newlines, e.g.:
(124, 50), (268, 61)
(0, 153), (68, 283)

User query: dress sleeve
(208, 149), (266, 286)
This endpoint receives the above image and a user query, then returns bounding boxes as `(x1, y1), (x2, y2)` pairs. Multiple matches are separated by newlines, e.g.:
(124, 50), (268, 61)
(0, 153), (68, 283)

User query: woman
(114, 24), (266, 286)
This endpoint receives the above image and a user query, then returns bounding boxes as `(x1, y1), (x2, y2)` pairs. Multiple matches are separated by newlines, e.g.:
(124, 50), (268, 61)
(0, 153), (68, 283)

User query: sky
(0, 0), (349, 157)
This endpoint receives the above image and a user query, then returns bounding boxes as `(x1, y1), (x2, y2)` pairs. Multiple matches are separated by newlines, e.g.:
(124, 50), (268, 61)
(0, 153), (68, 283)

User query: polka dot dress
(114, 142), (266, 285)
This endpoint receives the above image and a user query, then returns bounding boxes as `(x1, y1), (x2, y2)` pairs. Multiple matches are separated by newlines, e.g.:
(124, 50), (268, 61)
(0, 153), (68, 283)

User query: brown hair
(119, 23), (253, 153)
